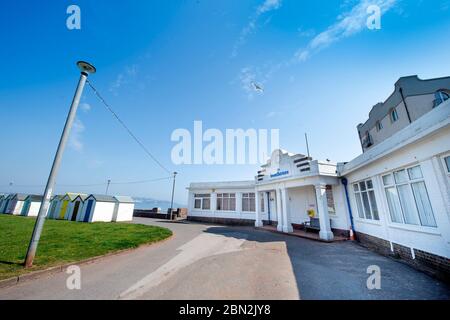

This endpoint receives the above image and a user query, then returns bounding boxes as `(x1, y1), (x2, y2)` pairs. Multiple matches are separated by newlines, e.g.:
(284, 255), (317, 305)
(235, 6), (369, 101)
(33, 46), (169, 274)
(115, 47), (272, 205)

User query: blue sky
(1, 0), (449, 204)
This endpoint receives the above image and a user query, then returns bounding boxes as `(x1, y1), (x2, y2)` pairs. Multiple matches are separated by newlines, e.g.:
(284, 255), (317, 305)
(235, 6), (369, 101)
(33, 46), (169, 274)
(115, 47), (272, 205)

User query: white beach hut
(78, 194), (116, 223)
(21, 195), (43, 217)
(67, 194), (88, 221)
(6, 194), (28, 215)
(113, 196), (135, 222)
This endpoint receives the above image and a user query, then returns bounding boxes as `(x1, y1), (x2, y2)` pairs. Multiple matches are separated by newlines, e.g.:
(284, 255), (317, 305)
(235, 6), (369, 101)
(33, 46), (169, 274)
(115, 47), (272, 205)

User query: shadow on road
(203, 225), (450, 300)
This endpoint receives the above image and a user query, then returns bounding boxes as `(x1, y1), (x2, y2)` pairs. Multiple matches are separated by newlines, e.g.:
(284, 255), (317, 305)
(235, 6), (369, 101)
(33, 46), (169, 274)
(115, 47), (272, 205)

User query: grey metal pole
(169, 172), (177, 221)
(305, 133), (311, 158)
(106, 179), (111, 195)
(24, 61), (96, 268)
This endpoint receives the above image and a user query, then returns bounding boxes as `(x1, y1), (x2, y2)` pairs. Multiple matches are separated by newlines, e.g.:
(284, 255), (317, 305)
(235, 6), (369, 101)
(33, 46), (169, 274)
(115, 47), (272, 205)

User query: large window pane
(194, 199), (201, 209)
(412, 182), (437, 227)
(385, 187), (403, 223)
(361, 192), (372, 220)
(445, 156), (450, 173)
(368, 191), (379, 220)
(355, 193), (365, 219)
(203, 198), (210, 210)
(397, 185), (420, 225)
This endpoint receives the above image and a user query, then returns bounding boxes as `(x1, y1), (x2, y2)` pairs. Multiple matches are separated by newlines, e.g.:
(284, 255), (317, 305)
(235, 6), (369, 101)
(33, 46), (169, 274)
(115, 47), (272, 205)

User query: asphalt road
(0, 218), (449, 300)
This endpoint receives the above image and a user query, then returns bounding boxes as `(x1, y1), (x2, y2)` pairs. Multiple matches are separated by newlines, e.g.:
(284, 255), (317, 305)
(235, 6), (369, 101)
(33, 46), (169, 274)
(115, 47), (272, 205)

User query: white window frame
(193, 194), (211, 211)
(376, 120), (383, 132)
(382, 165), (437, 228)
(442, 154), (450, 178)
(326, 185), (337, 215)
(390, 108), (399, 123)
(242, 193), (256, 213)
(352, 179), (380, 221)
(217, 193), (236, 212)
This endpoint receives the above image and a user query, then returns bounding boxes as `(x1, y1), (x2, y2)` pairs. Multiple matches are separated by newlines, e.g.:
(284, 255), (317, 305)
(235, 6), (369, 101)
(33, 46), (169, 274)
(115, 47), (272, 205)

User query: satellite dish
(77, 61), (96, 74)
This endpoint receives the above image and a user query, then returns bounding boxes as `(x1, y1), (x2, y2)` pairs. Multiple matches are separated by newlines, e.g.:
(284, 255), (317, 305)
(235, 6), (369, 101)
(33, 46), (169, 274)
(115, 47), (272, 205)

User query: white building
(187, 75), (450, 280)
(188, 150), (349, 241)
(113, 196), (135, 222)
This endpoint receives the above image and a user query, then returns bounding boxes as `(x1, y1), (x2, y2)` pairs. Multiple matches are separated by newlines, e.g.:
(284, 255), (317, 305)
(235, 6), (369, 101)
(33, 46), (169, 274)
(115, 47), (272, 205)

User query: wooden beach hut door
(83, 200), (94, 222)
(59, 201), (69, 219)
(71, 201), (81, 221)
(21, 200), (31, 216)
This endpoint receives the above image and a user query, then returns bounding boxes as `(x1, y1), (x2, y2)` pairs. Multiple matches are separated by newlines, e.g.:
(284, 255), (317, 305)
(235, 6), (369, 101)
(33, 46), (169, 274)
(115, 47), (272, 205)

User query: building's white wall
(345, 127), (450, 258)
(91, 202), (115, 223)
(188, 187), (257, 221)
(114, 203), (135, 222)
(288, 186), (316, 225)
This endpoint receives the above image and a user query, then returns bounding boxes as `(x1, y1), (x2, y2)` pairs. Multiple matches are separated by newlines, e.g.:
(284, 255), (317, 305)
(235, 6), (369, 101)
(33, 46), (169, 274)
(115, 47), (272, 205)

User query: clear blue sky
(1, 0), (449, 204)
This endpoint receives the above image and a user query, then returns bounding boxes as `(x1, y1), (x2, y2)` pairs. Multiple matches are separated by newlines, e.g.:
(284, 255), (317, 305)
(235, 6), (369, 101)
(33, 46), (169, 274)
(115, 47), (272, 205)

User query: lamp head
(77, 61), (96, 75)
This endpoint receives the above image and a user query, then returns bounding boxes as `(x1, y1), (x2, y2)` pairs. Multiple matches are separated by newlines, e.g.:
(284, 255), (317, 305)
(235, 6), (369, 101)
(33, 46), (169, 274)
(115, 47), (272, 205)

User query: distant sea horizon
(133, 197), (186, 211)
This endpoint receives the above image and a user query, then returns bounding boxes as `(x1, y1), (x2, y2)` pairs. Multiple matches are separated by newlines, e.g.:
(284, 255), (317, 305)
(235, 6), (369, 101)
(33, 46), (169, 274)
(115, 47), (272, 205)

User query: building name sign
(270, 170), (290, 179)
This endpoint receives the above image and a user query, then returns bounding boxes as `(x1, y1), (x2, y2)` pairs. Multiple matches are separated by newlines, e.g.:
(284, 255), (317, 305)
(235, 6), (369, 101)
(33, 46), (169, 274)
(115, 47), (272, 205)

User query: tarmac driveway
(0, 218), (449, 300)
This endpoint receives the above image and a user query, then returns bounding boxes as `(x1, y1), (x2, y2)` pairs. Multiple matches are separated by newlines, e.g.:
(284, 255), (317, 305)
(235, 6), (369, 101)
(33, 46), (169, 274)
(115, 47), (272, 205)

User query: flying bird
(252, 82), (264, 93)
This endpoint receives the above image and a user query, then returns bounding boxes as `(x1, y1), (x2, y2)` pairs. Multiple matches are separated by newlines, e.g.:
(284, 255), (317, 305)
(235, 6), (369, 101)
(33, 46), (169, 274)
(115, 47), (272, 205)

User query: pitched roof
(114, 196), (134, 204)
(88, 194), (117, 203)
(63, 193), (87, 201)
(13, 194), (29, 201)
(26, 195), (43, 202)
(73, 194), (89, 202)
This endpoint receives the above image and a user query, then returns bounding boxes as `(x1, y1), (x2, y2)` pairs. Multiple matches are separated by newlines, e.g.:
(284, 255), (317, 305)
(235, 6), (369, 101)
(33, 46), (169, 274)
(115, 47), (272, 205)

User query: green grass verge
(0, 215), (172, 281)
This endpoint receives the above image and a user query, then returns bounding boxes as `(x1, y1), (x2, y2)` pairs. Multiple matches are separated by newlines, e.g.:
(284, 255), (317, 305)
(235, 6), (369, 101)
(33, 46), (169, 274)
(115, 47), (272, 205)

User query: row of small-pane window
(194, 193), (257, 212)
(353, 180), (379, 221)
(242, 193), (256, 212)
(194, 194), (211, 210)
(383, 166), (437, 227)
(217, 193), (237, 211)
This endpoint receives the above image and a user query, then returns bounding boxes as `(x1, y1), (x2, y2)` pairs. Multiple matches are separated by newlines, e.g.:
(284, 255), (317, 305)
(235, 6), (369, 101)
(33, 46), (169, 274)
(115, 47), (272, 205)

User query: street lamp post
(24, 61), (96, 268)
(169, 172), (178, 221)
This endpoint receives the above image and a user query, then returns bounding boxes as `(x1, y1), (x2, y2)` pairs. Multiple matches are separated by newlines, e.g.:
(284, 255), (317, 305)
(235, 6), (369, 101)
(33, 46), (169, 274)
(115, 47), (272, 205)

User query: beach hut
(56, 193), (79, 220)
(67, 194), (88, 221)
(0, 194), (9, 213)
(113, 196), (135, 222)
(6, 194), (28, 215)
(21, 195), (43, 217)
(0, 194), (13, 213)
(78, 194), (116, 223)
(47, 195), (63, 219)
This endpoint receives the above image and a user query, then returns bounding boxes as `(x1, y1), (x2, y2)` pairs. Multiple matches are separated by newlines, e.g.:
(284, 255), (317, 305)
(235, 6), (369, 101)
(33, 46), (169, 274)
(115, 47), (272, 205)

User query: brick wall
(187, 216), (255, 226)
(356, 231), (450, 283)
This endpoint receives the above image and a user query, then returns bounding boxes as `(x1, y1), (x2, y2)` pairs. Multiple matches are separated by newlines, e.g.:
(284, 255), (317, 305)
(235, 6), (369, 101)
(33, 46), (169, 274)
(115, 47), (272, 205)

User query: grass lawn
(0, 215), (172, 281)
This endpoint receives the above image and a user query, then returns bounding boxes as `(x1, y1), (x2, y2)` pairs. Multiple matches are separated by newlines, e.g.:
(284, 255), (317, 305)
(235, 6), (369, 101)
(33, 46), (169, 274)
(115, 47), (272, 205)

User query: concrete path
(0, 218), (449, 300)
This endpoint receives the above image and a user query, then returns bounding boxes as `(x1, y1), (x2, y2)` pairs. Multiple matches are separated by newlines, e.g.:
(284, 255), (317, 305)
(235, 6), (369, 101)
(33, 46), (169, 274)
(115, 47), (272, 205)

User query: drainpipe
(341, 178), (355, 237)
(399, 87), (412, 124)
